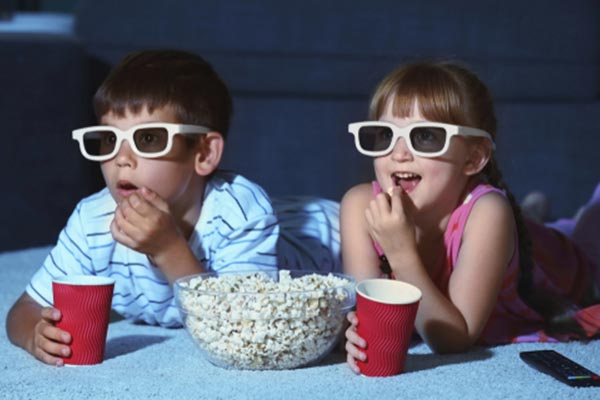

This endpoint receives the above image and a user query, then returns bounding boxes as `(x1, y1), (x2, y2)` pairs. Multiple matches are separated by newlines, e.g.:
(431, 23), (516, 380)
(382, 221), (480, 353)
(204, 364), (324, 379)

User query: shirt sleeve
(196, 173), (280, 272)
(26, 201), (95, 306)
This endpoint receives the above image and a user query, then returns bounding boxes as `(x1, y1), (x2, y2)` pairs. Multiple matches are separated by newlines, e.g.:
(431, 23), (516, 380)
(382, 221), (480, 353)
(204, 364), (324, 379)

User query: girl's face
(100, 106), (204, 214)
(374, 100), (474, 213)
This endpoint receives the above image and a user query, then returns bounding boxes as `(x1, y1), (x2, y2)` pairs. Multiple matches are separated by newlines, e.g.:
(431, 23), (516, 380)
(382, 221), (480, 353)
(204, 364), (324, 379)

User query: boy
(6, 50), (340, 366)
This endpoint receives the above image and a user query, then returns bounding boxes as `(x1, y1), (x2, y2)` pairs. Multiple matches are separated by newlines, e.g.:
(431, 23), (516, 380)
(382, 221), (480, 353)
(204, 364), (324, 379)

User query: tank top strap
(444, 183), (507, 266)
(371, 181), (385, 256)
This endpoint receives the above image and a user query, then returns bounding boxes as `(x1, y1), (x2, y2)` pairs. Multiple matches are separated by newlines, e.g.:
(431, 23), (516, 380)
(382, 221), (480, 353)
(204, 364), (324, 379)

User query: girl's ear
(464, 139), (493, 176)
(194, 132), (224, 176)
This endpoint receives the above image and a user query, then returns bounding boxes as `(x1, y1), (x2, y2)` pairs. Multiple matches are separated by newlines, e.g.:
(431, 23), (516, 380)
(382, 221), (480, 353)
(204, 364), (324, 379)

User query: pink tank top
(371, 181), (600, 344)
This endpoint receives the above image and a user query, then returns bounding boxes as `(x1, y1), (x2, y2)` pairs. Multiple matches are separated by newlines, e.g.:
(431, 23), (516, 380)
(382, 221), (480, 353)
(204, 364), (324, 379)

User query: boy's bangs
(94, 76), (172, 119)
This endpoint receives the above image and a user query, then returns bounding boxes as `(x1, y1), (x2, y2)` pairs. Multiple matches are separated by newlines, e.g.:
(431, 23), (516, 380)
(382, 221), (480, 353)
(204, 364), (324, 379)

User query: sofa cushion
(0, 33), (101, 250)
(74, 0), (600, 100)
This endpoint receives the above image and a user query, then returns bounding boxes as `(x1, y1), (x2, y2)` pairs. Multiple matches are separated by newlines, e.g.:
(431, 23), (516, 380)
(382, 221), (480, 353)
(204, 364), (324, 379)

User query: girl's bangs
(370, 65), (466, 126)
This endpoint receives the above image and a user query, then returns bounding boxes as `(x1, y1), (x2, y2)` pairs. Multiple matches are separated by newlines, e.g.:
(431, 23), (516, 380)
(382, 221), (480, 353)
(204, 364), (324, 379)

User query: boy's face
(99, 106), (203, 210)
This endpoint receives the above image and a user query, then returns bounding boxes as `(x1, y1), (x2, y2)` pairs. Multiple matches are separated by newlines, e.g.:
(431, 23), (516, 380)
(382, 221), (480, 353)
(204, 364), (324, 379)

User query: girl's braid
(483, 158), (586, 337)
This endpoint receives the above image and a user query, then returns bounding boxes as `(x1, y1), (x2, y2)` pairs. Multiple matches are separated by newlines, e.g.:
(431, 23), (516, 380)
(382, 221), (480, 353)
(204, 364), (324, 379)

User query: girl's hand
(344, 311), (367, 374)
(111, 187), (185, 258)
(365, 187), (416, 258)
(32, 307), (71, 366)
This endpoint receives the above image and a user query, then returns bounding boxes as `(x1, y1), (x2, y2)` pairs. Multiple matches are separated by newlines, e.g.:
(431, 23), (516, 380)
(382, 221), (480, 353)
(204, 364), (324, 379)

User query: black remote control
(520, 350), (600, 387)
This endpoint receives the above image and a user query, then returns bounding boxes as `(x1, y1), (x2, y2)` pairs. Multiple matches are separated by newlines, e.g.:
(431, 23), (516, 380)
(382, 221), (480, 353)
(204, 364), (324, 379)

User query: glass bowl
(174, 269), (356, 370)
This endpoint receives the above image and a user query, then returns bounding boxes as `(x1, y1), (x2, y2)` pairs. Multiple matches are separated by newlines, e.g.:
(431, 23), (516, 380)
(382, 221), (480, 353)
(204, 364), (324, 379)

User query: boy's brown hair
(94, 49), (233, 139)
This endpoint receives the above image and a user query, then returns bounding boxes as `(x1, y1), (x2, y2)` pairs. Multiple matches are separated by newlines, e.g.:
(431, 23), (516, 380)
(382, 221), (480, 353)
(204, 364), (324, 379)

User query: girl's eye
(140, 132), (158, 144)
(410, 127), (446, 152)
(413, 128), (436, 142)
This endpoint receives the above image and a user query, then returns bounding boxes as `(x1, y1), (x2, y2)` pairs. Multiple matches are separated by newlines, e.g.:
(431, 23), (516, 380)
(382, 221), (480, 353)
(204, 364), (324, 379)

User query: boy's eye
(134, 128), (168, 152)
(140, 132), (159, 144)
(102, 132), (116, 144)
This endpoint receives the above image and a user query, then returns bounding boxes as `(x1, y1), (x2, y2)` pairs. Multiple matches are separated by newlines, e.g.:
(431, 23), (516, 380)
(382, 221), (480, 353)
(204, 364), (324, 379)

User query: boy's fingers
(41, 307), (61, 322)
(113, 207), (141, 239)
(40, 322), (71, 344)
(140, 187), (169, 213)
(35, 346), (65, 367)
(110, 217), (135, 247)
(121, 194), (146, 220)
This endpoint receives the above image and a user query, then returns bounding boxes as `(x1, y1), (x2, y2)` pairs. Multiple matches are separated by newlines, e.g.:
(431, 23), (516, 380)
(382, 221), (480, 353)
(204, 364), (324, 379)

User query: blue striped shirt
(26, 171), (342, 327)
(27, 171), (280, 327)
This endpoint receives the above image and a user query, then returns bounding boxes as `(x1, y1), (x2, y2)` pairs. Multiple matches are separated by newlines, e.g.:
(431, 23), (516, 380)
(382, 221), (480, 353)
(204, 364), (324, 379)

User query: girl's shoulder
(341, 182), (373, 210)
(463, 185), (515, 234)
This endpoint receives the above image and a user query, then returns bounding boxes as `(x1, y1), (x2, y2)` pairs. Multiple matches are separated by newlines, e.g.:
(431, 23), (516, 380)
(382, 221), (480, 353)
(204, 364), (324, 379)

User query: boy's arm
(6, 292), (71, 366)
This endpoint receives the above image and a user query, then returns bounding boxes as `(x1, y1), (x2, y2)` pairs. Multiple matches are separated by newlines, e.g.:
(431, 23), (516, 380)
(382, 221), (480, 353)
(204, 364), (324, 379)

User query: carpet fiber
(1, 246), (598, 399)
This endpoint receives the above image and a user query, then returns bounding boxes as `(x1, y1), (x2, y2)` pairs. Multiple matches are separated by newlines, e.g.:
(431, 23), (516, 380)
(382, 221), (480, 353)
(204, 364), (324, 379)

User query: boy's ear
(194, 132), (224, 176)
(463, 140), (493, 176)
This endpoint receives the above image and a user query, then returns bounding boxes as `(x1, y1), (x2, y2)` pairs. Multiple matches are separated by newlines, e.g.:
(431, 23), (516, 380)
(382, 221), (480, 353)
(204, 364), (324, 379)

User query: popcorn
(177, 270), (355, 370)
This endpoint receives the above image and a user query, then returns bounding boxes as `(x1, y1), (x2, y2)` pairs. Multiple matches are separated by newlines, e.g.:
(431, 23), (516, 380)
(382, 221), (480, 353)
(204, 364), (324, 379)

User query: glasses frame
(348, 121), (495, 158)
(72, 123), (212, 161)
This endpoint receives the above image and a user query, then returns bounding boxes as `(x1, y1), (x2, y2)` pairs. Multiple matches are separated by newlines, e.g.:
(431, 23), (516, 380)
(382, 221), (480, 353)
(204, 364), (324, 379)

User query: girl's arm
(340, 183), (382, 372)
(340, 184), (382, 281)
(386, 191), (515, 353)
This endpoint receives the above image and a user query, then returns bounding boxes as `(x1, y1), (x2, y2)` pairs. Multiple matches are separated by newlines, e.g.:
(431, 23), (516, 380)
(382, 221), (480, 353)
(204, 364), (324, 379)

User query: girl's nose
(114, 140), (137, 167)
(390, 137), (413, 162)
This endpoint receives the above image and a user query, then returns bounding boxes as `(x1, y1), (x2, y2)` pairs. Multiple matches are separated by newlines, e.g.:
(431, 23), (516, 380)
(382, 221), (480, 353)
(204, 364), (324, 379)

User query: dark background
(1, 0), (598, 252)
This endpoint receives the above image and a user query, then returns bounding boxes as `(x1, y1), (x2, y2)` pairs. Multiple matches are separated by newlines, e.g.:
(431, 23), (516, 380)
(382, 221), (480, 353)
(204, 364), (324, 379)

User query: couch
(1, 0), (599, 251)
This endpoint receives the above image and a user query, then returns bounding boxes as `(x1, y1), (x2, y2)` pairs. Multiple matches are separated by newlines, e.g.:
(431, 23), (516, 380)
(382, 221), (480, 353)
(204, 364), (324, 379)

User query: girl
(341, 61), (600, 373)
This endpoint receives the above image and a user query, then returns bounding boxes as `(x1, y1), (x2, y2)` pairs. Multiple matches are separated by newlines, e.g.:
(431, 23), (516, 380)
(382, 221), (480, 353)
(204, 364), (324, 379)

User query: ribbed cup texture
(53, 281), (114, 365)
(356, 292), (419, 377)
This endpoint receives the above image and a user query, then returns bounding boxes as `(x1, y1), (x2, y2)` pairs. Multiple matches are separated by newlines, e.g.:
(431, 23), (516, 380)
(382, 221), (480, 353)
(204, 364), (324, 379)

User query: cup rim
(356, 279), (422, 305)
(52, 275), (115, 286)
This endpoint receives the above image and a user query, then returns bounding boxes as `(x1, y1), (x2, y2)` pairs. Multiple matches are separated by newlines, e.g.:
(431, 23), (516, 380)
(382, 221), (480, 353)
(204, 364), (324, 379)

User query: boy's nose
(390, 137), (413, 161)
(114, 140), (137, 167)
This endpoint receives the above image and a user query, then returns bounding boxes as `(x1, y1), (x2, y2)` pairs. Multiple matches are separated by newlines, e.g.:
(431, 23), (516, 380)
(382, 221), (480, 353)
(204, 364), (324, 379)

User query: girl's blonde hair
(369, 61), (591, 337)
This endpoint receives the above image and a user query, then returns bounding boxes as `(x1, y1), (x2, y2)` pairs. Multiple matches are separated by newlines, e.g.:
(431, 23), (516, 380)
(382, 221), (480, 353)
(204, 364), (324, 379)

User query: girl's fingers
(347, 351), (361, 374)
(389, 186), (404, 213)
(346, 311), (357, 325)
(345, 338), (367, 362)
(345, 328), (367, 349)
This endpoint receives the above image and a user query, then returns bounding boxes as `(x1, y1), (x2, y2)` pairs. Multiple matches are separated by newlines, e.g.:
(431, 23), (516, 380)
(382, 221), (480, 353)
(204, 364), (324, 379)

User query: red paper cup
(52, 275), (115, 365)
(355, 279), (422, 377)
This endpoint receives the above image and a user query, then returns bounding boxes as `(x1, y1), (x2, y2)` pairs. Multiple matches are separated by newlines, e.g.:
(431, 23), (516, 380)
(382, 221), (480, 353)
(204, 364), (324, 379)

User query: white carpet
(1, 246), (599, 399)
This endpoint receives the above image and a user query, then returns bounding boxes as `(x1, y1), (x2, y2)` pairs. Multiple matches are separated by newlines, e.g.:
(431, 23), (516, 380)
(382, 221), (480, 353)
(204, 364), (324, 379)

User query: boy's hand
(111, 187), (185, 258)
(111, 187), (202, 283)
(33, 307), (72, 366)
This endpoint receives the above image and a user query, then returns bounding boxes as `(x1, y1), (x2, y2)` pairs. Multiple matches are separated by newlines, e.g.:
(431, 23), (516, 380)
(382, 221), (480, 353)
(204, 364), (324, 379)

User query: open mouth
(116, 180), (139, 196)
(392, 172), (421, 193)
